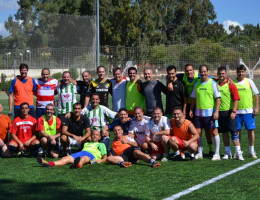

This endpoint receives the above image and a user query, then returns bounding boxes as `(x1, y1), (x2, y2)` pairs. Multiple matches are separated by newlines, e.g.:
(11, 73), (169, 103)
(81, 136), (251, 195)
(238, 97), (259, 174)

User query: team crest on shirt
(63, 94), (70, 99)
(92, 118), (97, 123)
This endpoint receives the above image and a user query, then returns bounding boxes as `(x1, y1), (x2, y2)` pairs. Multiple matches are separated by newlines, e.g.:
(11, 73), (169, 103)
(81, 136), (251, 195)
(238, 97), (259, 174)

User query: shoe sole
(152, 163), (161, 168)
(37, 156), (49, 167)
(122, 162), (132, 168)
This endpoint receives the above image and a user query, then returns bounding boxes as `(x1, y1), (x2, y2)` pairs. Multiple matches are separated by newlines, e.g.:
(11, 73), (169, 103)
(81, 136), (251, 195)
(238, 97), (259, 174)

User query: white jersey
(145, 116), (170, 142)
(129, 117), (150, 146)
(110, 77), (127, 112)
(57, 83), (77, 114)
(81, 105), (117, 130)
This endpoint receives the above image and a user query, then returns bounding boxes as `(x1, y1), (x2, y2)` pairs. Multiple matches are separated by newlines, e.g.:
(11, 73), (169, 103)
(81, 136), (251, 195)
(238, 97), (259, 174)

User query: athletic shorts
(121, 146), (140, 163)
(70, 151), (96, 164)
(194, 116), (216, 129)
(69, 137), (82, 148)
(237, 113), (256, 130)
(8, 138), (39, 151)
(218, 111), (237, 134)
(174, 136), (197, 151)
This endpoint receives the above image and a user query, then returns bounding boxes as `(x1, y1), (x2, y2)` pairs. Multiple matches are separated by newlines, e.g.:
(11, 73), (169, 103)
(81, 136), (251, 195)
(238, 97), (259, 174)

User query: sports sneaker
(189, 153), (196, 161)
(37, 156), (50, 167)
(161, 155), (168, 162)
(195, 152), (203, 159)
(151, 161), (161, 168)
(180, 151), (185, 159)
(235, 152), (244, 161)
(222, 153), (232, 160)
(211, 154), (221, 161)
(121, 161), (132, 168)
(249, 151), (257, 159)
(70, 157), (82, 169)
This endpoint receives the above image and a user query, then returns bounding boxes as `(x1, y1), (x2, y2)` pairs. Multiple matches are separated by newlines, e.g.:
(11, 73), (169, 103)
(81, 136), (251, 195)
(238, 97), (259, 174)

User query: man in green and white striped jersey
(57, 71), (77, 122)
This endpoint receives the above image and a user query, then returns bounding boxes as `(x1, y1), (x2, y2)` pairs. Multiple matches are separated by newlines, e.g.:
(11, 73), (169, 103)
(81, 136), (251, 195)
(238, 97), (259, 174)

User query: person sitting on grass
(2, 102), (40, 157)
(37, 103), (61, 158)
(37, 130), (107, 168)
(169, 107), (199, 161)
(107, 125), (160, 168)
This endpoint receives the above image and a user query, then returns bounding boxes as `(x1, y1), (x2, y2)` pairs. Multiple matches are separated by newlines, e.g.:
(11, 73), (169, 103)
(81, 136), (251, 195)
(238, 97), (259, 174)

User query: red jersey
(10, 115), (37, 143)
(37, 115), (61, 132)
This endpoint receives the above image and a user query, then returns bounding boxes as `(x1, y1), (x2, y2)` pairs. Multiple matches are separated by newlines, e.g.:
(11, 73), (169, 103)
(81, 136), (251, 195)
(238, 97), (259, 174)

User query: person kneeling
(169, 107), (199, 161)
(107, 125), (160, 168)
(37, 130), (107, 168)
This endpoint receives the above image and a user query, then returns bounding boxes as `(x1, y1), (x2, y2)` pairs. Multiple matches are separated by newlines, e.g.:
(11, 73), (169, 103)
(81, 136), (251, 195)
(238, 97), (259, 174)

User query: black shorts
(218, 111), (237, 134)
(121, 147), (140, 163)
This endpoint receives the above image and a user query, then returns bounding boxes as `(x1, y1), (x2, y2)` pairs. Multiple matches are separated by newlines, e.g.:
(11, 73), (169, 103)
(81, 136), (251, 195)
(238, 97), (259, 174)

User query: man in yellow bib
(37, 103), (61, 158)
(234, 65), (259, 158)
(190, 65), (221, 161)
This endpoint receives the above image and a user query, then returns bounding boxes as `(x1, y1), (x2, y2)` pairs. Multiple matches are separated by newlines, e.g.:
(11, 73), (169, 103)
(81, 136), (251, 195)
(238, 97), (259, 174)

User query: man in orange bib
(169, 107), (199, 161)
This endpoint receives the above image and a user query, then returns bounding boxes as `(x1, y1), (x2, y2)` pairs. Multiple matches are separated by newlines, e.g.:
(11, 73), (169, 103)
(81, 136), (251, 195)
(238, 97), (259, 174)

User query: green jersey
(57, 83), (77, 114)
(82, 142), (107, 160)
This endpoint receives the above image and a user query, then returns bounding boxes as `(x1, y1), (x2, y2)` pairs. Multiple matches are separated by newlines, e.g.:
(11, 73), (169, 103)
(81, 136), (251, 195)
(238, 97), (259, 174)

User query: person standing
(234, 65), (259, 158)
(217, 66), (244, 160)
(76, 70), (92, 108)
(9, 63), (37, 118)
(190, 65), (221, 161)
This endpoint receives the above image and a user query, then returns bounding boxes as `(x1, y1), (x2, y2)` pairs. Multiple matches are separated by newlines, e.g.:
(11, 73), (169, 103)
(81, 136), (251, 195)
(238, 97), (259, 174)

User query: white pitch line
(164, 159), (260, 200)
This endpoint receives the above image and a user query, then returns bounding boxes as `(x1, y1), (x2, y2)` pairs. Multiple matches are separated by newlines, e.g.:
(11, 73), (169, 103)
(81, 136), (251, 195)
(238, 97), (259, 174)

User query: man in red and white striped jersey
(35, 68), (58, 118)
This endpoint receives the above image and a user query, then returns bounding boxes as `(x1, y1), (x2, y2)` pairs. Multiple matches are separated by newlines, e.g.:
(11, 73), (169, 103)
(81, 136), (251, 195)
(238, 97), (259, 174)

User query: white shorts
(69, 137), (82, 148)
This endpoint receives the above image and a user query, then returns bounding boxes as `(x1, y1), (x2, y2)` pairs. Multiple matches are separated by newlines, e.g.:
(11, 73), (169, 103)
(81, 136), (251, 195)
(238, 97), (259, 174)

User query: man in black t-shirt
(89, 66), (112, 107)
(165, 65), (184, 119)
(60, 103), (91, 155)
(77, 71), (91, 108)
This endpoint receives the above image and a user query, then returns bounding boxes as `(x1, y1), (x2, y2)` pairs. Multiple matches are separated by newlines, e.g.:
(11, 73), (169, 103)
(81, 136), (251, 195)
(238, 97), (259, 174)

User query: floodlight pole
(96, 0), (100, 67)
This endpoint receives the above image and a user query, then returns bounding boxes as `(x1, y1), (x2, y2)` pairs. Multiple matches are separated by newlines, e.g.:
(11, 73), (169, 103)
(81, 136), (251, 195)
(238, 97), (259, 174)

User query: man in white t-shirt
(145, 107), (170, 161)
(128, 106), (150, 151)
(110, 67), (127, 112)
(81, 93), (117, 148)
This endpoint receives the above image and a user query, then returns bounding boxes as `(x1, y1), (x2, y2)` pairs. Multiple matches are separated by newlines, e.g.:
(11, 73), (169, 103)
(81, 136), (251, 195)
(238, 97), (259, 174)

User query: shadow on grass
(0, 179), (140, 200)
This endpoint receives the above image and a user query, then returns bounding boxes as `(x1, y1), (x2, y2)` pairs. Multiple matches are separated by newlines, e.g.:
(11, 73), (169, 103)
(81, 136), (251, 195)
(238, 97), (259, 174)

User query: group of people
(0, 62), (258, 169)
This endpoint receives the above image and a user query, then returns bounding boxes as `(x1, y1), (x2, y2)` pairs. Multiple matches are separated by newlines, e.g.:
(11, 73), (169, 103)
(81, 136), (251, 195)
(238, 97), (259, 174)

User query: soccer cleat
(235, 152), (244, 161)
(180, 151), (185, 159)
(211, 154), (221, 161)
(161, 155), (168, 162)
(189, 153), (196, 161)
(121, 162), (132, 168)
(222, 153), (232, 160)
(70, 157), (82, 169)
(249, 151), (257, 159)
(17, 151), (24, 157)
(195, 152), (203, 159)
(151, 161), (161, 168)
(37, 156), (50, 167)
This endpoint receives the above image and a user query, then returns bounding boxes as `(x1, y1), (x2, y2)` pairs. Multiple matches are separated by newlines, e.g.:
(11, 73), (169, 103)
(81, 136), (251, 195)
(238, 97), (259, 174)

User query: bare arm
(84, 95), (90, 108)
(189, 97), (196, 118)
(96, 154), (107, 163)
(121, 137), (138, 147)
(9, 93), (14, 112)
(213, 98), (221, 120)
(254, 95), (259, 116)
(82, 127), (91, 141)
(153, 129), (170, 136)
(230, 100), (238, 120)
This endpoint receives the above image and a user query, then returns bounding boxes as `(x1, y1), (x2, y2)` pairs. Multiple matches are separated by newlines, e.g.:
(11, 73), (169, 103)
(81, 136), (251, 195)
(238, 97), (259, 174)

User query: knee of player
(40, 137), (48, 144)
(231, 133), (239, 141)
(60, 135), (68, 142)
(161, 135), (169, 142)
(189, 142), (198, 152)
(169, 136), (177, 144)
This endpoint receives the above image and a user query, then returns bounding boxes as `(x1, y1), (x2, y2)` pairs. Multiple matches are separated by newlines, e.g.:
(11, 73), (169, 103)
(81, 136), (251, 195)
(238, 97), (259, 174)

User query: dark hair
(97, 66), (106, 73)
(91, 93), (100, 99)
(118, 108), (128, 113)
(20, 102), (29, 108)
(217, 66), (227, 73)
(167, 65), (176, 73)
(19, 63), (28, 71)
(73, 102), (82, 109)
(134, 106), (144, 113)
(199, 65), (208, 72)
(113, 124), (123, 131)
(128, 67), (137, 74)
(173, 106), (183, 112)
(184, 64), (193, 70)
(237, 65), (246, 71)
(113, 67), (122, 74)
(153, 106), (163, 113)
(62, 71), (71, 77)
(42, 68), (50, 74)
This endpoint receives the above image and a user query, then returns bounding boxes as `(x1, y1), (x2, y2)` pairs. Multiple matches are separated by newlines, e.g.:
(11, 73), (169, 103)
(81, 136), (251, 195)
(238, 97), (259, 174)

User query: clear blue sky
(0, 0), (260, 37)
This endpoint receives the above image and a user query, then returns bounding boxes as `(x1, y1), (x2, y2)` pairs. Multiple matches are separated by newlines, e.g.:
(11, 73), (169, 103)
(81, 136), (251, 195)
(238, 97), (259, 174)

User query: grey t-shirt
(142, 80), (167, 113)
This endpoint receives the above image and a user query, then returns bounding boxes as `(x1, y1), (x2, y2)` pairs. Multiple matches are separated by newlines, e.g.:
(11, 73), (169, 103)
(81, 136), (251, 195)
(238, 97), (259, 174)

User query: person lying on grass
(107, 125), (160, 168)
(37, 130), (107, 168)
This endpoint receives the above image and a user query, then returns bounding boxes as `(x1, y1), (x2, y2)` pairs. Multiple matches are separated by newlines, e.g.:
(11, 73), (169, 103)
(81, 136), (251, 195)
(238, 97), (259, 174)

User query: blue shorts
(194, 116), (216, 129)
(237, 113), (256, 130)
(70, 151), (96, 164)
